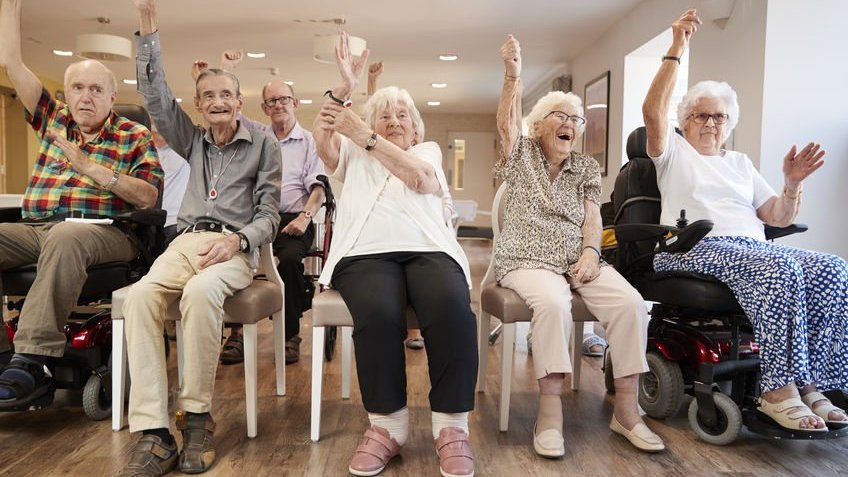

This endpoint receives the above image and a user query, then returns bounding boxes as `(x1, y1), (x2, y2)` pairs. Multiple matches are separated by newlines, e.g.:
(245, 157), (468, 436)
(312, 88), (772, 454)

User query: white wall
(760, 0), (848, 258)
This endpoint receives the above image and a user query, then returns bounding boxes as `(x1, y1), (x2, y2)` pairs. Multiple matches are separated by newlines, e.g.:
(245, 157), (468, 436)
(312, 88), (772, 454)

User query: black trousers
(229, 213), (313, 340)
(332, 251), (478, 414)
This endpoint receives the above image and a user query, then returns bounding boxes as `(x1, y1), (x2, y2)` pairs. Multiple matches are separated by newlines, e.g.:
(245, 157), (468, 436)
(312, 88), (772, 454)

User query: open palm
(783, 142), (825, 187)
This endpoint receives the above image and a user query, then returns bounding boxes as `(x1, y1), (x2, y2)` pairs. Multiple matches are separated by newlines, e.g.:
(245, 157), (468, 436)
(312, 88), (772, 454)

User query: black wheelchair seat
(635, 270), (741, 314)
(2, 261), (134, 303)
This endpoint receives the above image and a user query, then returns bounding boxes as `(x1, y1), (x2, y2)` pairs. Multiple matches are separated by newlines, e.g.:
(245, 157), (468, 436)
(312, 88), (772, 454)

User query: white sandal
(757, 396), (827, 432)
(801, 391), (848, 429)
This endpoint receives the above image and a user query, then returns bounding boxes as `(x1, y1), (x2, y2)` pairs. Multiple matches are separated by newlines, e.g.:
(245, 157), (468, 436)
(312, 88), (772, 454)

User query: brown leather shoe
(175, 411), (216, 474)
(115, 434), (178, 477)
(285, 336), (301, 365)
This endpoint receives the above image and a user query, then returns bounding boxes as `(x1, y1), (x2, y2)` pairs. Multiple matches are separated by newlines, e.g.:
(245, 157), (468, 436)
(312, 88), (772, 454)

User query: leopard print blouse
(494, 136), (602, 282)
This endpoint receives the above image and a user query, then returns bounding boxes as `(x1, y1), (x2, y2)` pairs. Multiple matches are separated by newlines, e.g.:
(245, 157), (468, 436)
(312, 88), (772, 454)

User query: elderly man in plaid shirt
(0, 0), (163, 409)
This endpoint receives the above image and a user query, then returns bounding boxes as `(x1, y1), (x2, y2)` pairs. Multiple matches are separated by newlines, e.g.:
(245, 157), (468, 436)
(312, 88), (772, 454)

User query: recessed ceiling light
(284, 80), (294, 86)
(431, 83), (447, 89)
(586, 104), (607, 110)
(427, 101), (441, 106)
(246, 52), (266, 59)
(439, 54), (458, 61)
(122, 79), (137, 85)
(300, 99), (313, 104)
(52, 49), (73, 57)
(176, 98), (183, 103)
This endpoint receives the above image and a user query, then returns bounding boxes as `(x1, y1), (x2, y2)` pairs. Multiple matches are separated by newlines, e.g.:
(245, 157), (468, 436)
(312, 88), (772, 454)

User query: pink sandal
(348, 426), (400, 476)
(435, 427), (475, 477)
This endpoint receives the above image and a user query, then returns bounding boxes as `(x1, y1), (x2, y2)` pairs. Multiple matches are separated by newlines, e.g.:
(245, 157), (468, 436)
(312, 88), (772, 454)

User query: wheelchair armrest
(660, 219), (713, 254)
(614, 223), (674, 243)
(0, 206), (22, 223)
(764, 223), (807, 240)
(114, 208), (167, 227)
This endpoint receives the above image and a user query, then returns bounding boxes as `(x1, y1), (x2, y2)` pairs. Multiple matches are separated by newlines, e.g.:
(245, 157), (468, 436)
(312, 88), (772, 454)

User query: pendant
(208, 188), (218, 200)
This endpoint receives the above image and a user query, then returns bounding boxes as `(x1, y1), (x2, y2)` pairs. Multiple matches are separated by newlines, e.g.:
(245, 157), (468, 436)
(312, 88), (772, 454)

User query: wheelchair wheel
(324, 326), (337, 362)
(688, 391), (742, 446)
(82, 372), (111, 421)
(639, 351), (684, 419)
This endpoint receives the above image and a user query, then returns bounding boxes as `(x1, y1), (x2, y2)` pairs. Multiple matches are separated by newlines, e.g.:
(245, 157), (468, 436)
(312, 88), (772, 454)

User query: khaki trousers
(123, 231), (252, 431)
(0, 222), (136, 356)
(500, 267), (649, 380)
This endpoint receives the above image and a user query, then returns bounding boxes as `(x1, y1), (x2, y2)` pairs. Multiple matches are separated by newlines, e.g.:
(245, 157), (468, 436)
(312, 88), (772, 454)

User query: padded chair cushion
(2, 261), (131, 301)
(160, 279), (282, 325)
(481, 283), (596, 323)
(635, 272), (742, 314)
(311, 289), (417, 327)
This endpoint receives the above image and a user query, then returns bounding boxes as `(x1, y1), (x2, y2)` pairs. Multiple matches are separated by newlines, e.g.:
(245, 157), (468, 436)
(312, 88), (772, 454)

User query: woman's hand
(571, 249), (601, 283)
(335, 31), (370, 94)
(783, 142), (825, 189)
(315, 101), (345, 133)
(368, 61), (384, 81)
(670, 9), (702, 56)
(501, 34), (521, 77)
(333, 108), (369, 141)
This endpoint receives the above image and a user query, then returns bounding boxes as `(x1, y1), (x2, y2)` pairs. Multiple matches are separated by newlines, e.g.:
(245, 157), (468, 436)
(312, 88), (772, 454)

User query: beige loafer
(532, 425), (564, 458)
(609, 415), (664, 452)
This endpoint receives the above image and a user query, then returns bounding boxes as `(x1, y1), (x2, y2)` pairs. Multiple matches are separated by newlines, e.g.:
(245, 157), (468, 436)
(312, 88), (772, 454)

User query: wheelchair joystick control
(676, 209), (688, 228)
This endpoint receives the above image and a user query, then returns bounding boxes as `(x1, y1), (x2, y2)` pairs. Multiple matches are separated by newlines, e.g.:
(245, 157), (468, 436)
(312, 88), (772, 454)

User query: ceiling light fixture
(431, 83), (447, 89)
(53, 49), (73, 57)
(75, 33), (132, 62)
(300, 99), (313, 104)
(176, 98), (183, 103)
(246, 52), (265, 59)
(284, 80), (294, 86)
(122, 79), (137, 85)
(439, 54), (458, 61)
(586, 104), (607, 110)
(427, 101), (441, 106)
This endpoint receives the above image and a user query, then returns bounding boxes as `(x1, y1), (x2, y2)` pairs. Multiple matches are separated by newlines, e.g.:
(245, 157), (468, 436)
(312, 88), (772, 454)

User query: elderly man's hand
(671, 9), (702, 54)
(335, 31), (370, 92)
(46, 129), (96, 177)
(191, 60), (208, 82)
(220, 49), (244, 71)
(783, 142), (825, 189)
(501, 35), (521, 77)
(281, 215), (309, 236)
(197, 234), (240, 270)
(571, 249), (601, 283)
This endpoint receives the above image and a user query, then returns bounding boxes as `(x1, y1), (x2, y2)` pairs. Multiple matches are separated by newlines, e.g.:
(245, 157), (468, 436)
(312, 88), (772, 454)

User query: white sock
(368, 407), (409, 446)
(431, 411), (469, 439)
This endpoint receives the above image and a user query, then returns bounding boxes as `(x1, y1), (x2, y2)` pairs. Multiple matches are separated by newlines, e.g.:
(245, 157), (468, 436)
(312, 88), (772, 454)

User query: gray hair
(196, 68), (241, 97)
(677, 80), (739, 143)
(526, 91), (585, 139)
(364, 86), (425, 142)
(63, 59), (118, 93)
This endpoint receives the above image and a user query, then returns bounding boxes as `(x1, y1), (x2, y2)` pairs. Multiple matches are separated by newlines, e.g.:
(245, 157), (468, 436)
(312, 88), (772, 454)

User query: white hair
(677, 80), (740, 143)
(63, 59), (118, 93)
(364, 86), (425, 142)
(526, 91), (585, 139)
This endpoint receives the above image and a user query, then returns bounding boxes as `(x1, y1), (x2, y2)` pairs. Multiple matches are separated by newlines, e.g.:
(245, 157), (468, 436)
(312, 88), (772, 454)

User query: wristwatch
(236, 232), (249, 252)
(365, 132), (378, 151)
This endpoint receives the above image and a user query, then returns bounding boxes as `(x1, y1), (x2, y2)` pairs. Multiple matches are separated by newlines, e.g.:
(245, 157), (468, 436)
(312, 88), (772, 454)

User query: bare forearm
(84, 164), (158, 209)
(303, 185), (325, 216)
(758, 188), (802, 227)
(496, 77), (522, 164)
(137, 3), (157, 35)
(642, 57), (679, 157)
(357, 131), (439, 194)
(581, 201), (603, 250)
(0, 0), (41, 113)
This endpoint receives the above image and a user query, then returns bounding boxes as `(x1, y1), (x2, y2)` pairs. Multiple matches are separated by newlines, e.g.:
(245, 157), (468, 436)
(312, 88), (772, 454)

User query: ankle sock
(142, 428), (174, 444)
(368, 407), (409, 446)
(431, 411), (469, 439)
(536, 394), (563, 434)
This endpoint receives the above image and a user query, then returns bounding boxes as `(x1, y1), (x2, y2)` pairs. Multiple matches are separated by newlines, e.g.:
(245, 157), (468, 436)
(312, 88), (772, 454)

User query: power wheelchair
(609, 126), (848, 445)
(0, 104), (166, 419)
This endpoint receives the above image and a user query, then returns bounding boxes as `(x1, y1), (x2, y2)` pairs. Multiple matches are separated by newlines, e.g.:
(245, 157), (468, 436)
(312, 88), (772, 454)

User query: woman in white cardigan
(313, 33), (477, 477)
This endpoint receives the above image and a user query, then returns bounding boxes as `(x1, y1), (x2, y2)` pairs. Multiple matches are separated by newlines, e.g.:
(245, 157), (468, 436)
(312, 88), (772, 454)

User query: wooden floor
(1, 239), (847, 477)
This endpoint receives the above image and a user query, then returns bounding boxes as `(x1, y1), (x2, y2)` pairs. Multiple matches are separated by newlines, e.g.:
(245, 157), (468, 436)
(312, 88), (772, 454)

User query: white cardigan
(318, 137), (471, 288)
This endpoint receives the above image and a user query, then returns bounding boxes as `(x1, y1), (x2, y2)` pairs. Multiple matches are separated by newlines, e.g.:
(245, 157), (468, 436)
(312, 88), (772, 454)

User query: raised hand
(783, 142), (825, 188)
(332, 107), (368, 140)
(670, 9), (702, 54)
(130, 0), (156, 11)
(315, 101), (344, 133)
(191, 60), (208, 82)
(220, 49), (244, 71)
(334, 31), (370, 93)
(368, 61), (384, 80)
(501, 34), (521, 77)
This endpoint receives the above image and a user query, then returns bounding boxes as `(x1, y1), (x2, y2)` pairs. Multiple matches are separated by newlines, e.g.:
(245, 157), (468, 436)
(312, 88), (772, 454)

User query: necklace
(206, 143), (240, 200)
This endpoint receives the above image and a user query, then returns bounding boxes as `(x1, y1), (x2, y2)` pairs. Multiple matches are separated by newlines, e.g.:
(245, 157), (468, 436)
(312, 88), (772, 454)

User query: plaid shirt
(21, 88), (163, 219)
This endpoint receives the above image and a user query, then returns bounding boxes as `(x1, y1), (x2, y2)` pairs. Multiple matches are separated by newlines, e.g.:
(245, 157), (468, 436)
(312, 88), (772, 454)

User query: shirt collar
(281, 121), (305, 142)
(66, 111), (116, 145)
(203, 120), (254, 147)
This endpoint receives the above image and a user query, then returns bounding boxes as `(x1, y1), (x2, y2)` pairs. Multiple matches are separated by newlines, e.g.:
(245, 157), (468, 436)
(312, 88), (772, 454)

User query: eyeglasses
(544, 111), (586, 127)
(688, 112), (729, 125)
(263, 96), (295, 107)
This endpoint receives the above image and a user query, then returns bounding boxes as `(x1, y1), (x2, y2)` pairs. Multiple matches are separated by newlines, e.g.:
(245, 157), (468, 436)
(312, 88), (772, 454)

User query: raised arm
(643, 9), (701, 158)
(496, 35), (523, 166)
(757, 142), (825, 227)
(0, 0), (44, 114)
(367, 61), (383, 97)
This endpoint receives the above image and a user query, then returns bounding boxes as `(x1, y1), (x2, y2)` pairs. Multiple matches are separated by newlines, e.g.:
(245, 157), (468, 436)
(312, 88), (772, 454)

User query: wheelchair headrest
(114, 104), (151, 130)
(626, 127), (649, 160)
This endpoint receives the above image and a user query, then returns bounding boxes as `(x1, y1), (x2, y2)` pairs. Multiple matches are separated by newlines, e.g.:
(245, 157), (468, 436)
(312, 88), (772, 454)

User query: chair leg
(242, 323), (258, 438)
(571, 321), (584, 391)
(175, 322), (184, 392)
(341, 326), (352, 400)
(311, 326), (326, 442)
(272, 311), (285, 396)
(499, 322), (515, 432)
(476, 311), (490, 393)
(111, 319), (127, 431)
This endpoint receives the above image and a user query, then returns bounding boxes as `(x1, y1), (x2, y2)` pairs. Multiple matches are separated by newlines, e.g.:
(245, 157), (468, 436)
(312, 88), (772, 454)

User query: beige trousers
(0, 222), (136, 356)
(123, 231), (252, 431)
(500, 267), (649, 380)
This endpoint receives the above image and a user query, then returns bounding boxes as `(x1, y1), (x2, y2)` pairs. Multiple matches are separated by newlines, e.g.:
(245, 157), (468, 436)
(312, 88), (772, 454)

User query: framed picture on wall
(583, 71), (610, 176)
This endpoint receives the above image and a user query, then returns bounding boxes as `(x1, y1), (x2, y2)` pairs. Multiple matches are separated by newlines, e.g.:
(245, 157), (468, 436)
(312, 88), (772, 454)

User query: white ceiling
(18, 0), (643, 115)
